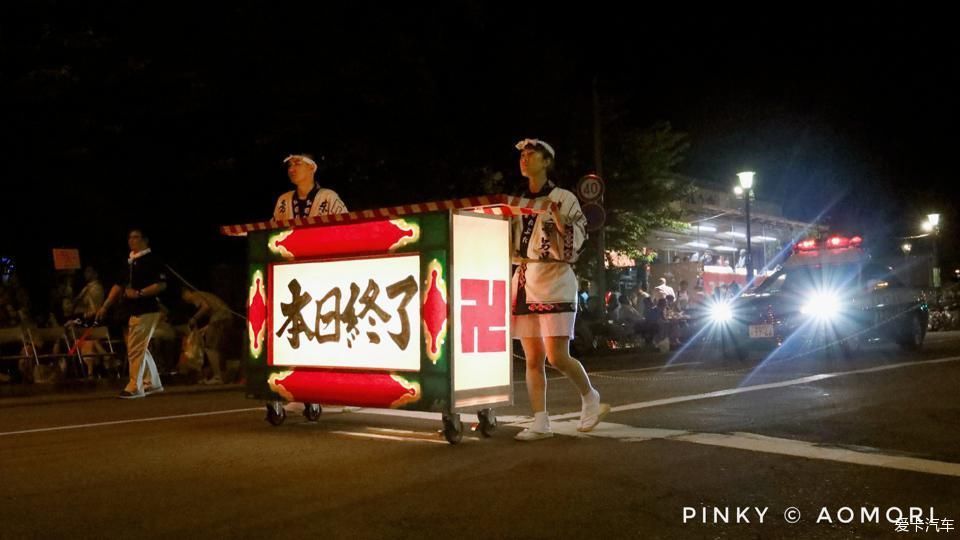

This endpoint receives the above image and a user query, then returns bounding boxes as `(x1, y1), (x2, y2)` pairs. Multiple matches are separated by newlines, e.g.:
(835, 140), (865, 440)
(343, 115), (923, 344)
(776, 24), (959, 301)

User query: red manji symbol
(268, 371), (420, 409)
(247, 271), (267, 358)
(269, 219), (420, 259)
(422, 260), (448, 363)
(460, 279), (507, 353)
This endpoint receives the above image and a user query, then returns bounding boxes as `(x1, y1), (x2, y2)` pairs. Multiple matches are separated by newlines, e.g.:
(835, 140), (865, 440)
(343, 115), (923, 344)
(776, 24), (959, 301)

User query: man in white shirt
(272, 153), (348, 221)
(654, 277), (676, 301)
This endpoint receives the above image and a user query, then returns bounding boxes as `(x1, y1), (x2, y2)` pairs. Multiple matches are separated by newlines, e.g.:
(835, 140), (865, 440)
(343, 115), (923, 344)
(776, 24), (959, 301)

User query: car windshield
(755, 263), (860, 295)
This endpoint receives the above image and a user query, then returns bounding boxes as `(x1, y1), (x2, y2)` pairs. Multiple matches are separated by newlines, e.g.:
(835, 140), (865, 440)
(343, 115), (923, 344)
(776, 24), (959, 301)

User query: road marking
(329, 430), (452, 444)
(3, 355), (956, 445)
(546, 355), (960, 421)
(513, 361), (702, 385)
(592, 361), (702, 374)
(517, 421), (960, 478)
(0, 407), (262, 437)
(675, 431), (960, 478)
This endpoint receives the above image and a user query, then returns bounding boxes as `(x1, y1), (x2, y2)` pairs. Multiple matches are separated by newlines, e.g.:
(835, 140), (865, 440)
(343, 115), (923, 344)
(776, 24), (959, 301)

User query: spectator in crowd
(640, 298), (667, 345)
(182, 288), (234, 384)
(677, 280), (690, 311)
(612, 293), (643, 327)
(654, 277), (676, 301)
(49, 274), (75, 325)
(73, 267), (105, 318)
(665, 295), (682, 319)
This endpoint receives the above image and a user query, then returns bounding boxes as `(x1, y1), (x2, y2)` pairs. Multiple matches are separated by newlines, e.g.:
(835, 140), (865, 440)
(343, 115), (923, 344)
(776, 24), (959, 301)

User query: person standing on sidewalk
(96, 229), (167, 399)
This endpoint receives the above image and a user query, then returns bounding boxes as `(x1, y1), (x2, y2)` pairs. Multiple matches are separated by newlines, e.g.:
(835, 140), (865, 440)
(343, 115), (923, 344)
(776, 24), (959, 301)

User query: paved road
(2, 333), (959, 539)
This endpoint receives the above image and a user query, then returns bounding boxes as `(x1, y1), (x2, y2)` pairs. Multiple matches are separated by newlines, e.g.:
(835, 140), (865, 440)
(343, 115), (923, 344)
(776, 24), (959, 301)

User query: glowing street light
(735, 172), (756, 283)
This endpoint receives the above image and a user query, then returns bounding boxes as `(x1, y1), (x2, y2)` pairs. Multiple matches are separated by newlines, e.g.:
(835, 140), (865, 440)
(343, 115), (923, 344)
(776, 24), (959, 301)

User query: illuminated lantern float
(222, 195), (555, 443)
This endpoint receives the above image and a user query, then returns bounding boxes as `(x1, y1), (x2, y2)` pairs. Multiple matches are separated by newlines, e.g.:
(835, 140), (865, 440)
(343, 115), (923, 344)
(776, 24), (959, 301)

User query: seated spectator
(67, 267), (108, 378)
(182, 289), (235, 384)
(654, 278), (675, 301)
(73, 267), (105, 318)
(613, 294), (642, 326)
(639, 298), (667, 345)
(151, 307), (180, 376)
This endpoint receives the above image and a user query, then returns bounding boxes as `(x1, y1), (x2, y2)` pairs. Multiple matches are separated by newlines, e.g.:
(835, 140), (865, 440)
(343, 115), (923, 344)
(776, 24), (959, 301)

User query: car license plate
(749, 324), (774, 338)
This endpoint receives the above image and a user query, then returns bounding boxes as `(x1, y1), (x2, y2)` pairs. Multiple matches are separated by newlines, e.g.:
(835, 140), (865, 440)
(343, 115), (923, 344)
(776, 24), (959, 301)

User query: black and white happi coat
(511, 182), (587, 316)
(272, 185), (348, 221)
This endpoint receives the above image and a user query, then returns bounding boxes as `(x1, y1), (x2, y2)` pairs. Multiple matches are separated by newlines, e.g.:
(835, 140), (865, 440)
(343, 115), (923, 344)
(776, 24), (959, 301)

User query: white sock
(582, 389), (600, 407)
(532, 411), (550, 432)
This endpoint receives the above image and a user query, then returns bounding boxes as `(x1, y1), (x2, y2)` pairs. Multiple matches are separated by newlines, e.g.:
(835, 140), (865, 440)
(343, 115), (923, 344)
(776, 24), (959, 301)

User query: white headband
(283, 154), (318, 171)
(515, 138), (556, 159)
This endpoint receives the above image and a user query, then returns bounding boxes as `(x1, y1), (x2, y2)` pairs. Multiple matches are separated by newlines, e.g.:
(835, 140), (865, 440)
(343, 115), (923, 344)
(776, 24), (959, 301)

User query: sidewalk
(2, 345), (686, 408)
(0, 373), (242, 408)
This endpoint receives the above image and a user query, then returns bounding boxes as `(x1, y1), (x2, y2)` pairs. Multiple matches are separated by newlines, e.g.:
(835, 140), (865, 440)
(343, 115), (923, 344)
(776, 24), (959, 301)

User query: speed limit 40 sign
(577, 174), (604, 201)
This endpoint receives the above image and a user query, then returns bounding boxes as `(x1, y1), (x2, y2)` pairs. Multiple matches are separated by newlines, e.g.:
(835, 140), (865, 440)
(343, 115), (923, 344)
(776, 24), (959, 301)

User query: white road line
(525, 421), (960, 478)
(592, 361), (702, 374)
(3, 355), (956, 443)
(329, 430), (450, 444)
(676, 431), (960, 478)
(546, 355), (960, 421)
(0, 407), (263, 437)
(512, 361), (701, 385)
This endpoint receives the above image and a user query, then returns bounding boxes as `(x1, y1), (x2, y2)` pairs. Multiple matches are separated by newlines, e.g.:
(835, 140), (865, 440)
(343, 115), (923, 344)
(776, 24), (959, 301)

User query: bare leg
(545, 336), (608, 432)
(519, 337), (547, 413)
(543, 336), (593, 397)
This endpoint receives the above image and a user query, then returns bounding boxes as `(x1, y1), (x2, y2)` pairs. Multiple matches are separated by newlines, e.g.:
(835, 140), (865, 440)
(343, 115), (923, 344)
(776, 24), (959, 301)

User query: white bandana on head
(515, 138), (556, 159)
(283, 154), (318, 171)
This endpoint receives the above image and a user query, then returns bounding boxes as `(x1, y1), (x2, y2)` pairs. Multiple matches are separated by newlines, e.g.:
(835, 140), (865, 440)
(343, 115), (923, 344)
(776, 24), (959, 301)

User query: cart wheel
(265, 401), (286, 427)
(303, 403), (322, 422)
(441, 413), (463, 445)
(477, 408), (497, 437)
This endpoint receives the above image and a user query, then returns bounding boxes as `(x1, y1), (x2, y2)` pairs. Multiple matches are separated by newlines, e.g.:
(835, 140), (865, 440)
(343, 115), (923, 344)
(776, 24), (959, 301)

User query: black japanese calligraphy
(386, 275), (417, 350)
(314, 287), (341, 344)
(277, 275), (418, 351)
(276, 279), (315, 348)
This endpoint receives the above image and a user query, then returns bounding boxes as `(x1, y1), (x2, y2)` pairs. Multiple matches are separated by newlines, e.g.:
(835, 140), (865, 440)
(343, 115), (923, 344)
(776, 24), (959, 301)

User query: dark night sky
(2, 4), (958, 293)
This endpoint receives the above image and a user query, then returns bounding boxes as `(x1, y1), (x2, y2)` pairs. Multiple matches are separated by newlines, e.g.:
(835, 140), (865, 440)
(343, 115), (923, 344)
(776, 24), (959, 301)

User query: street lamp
(926, 213), (942, 289)
(901, 242), (912, 260)
(736, 172), (756, 282)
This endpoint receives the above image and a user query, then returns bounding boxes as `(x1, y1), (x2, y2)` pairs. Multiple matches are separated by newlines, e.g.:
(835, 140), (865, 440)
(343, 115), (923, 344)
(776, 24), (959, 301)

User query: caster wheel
(303, 403), (322, 422)
(477, 408), (497, 437)
(441, 413), (462, 445)
(265, 401), (286, 426)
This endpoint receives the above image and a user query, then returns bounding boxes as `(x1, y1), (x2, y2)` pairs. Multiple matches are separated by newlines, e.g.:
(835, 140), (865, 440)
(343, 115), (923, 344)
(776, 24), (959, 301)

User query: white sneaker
(577, 402), (611, 432)
(514, 428), (554, 441)
(202, 377), (223, 385)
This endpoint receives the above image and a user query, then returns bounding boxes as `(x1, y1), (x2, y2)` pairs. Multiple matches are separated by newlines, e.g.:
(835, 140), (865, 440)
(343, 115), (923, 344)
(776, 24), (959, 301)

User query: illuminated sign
(270, 255), (421, 371)
(52, 249), (81, 271)
(452, 214), (511, 403)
